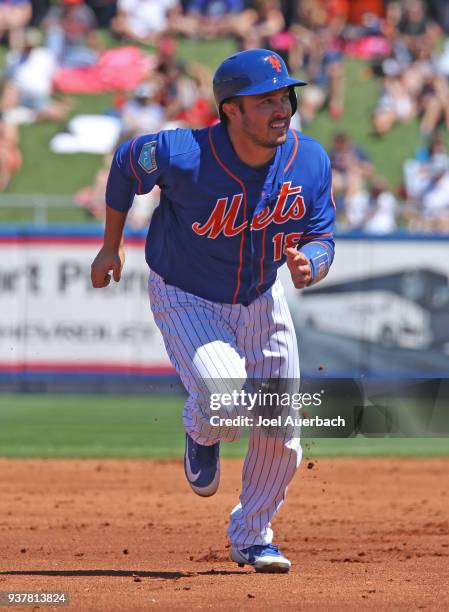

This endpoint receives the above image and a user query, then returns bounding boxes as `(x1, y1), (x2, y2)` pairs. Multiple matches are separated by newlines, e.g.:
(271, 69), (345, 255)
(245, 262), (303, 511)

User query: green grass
(0, 394), (448, 458)
(10, 93), (115, 196)
(302, 437), (449, 457)
(0, 206), (91, 224)
(0, 394), (243, 458)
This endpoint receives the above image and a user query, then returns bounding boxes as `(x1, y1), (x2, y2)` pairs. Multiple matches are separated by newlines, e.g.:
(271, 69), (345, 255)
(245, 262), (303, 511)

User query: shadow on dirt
(0, 569), (249, 578)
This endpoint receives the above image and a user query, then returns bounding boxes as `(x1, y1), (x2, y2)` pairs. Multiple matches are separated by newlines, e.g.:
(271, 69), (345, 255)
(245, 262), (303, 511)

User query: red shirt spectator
(347, 0), (385, 25)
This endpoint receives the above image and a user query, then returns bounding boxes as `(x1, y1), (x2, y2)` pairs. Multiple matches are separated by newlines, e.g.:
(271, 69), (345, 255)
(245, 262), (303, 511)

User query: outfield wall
(1, 226), (449, 392)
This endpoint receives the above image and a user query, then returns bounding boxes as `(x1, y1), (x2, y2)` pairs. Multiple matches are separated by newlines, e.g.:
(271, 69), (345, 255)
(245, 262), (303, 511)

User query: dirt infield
(0, 457), (448, 611)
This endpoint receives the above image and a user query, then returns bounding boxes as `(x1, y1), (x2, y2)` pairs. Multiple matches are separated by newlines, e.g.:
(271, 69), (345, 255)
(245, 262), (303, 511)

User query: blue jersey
(106, 123), (335, 306)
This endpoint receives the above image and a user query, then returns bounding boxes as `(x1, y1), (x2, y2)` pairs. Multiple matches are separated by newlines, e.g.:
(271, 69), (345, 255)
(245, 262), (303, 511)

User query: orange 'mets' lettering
(192, 194), (246, 238)
(252, 182), (306, 230)
(192, 182), (306, 239)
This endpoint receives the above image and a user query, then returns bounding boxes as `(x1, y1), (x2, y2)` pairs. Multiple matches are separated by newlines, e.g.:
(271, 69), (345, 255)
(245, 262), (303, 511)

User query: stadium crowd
(1, 0), (449, 233)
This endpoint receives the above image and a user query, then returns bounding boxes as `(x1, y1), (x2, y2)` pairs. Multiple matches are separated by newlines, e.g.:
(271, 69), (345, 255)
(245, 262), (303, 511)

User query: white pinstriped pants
(149, 270), (302, 548)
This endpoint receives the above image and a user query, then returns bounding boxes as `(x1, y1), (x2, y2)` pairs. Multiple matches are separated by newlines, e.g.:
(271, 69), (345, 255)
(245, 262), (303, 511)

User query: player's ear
(222, 97), (242, 122)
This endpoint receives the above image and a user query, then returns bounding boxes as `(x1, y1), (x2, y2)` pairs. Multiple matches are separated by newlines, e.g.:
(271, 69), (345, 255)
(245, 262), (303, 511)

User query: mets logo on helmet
(267, 55), (282, 72)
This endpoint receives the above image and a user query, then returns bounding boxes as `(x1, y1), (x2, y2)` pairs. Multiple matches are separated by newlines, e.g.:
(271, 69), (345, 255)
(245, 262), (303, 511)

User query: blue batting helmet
(213, 49), (307, 121)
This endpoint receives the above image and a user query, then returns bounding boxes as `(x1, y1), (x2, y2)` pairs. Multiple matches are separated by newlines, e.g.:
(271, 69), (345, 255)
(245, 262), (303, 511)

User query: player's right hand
(91, 245), (125, 288)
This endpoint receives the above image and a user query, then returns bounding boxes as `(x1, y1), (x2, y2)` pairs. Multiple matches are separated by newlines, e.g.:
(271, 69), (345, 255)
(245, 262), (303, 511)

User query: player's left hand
(285, 247), (312, 289)
(91, 244), (125, 288)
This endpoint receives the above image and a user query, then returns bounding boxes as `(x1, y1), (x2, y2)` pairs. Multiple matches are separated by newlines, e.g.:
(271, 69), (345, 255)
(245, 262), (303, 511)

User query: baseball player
(91, 49), (335, 573)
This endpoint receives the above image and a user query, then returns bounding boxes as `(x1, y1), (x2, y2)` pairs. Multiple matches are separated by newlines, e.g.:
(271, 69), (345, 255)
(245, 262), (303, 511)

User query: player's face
(238, 88), (292, 148)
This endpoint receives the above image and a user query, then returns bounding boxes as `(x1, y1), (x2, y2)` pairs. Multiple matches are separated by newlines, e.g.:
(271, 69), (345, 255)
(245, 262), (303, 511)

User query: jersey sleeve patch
(138, 140), (158, 174)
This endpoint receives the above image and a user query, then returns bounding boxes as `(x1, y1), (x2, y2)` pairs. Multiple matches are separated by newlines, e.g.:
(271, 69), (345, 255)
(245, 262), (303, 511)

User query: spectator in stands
(382, 0), (443, 88)
(381, 0), (440, 76)
(402, 132), (449, 231)
(276, 0), (295, 28)
(151, 36), (216, 126)
(417, 74), (449, 137)
(113, 35), (215, 134)
(111, 0), (180, 45)
(290, 0), (346, 121)
(0, 0), (32, 50)
(383, 0), (402, 40)
(170, 0), (258, 40)
(121, 79), (167, 138)
(44, 0), (100, 68)
(420, 154), (449, 232)
(406, 35), (449, 136)
(403, 131), (449, 200)
(1, 27), (72, 123)
(396, 0), (441, 58)
(75, 152), (159, 228)
(289, 0), (327, 70)
(373, 28), (449, 138)
(152, 35), (198, 119)
(336, 174), (397, 233)
(427, 0), (449, 35)
(237, 27), (264, 52)
(372, 57), (416, 136)
(30, 0), (50, 27)
(346, 0), (385, 27)
(329, 132), (374, 213)
(74, 153), (112, 220)
(238, 0), (285, 44)
(160, 61), (207, 122)
(417, 131), (449, 164)
(437, 37), (449, 77)
(85, 0), (117, 28)
(361, 176), (398, 234)
(0, 114), (22, 191)
(173, 62), (217, 126)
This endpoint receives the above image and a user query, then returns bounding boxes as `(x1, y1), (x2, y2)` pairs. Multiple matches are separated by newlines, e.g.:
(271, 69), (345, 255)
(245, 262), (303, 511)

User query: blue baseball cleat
(230, 544), (291, 573)
(184, 434), (220, 497)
